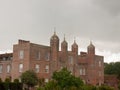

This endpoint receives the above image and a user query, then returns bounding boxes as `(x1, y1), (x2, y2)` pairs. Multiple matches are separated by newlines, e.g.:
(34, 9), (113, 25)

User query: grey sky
(0, 0), (120, 62)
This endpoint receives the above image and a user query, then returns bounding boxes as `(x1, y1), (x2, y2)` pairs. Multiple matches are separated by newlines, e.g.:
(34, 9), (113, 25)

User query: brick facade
(0, 32), (104, 85)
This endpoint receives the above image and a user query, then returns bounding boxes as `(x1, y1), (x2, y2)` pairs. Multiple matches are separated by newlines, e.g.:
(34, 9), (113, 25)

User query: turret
(50, 31), (59, 72)
(50, 31), (59, 52)
(87, 41), (95, 55)
(72, 39), (78, 54)
(61, 35), (68, 52)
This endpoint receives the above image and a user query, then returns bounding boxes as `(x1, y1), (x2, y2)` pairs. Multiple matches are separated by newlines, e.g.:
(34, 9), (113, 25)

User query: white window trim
(45, 78), (49, 83)
(19, 64), (23, 72)
(69, 56), (73, 64)
(46, 53), (50, 61)
(0, 65), (3, 73)
(80, 68), (82, 75)
(45, 65), (49, 73)
(35, 64), (40, 73)
(7, 65), (11, 73)
(99, 61), (101, 67)
(19, 50), (24, 59)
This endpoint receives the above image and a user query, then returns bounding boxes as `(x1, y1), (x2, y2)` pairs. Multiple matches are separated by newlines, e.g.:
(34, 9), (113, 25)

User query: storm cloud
(0, 0), (120, 62)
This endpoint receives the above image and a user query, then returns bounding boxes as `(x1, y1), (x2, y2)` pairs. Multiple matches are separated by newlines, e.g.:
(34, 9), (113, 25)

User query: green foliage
(82, 85), (97, 90)
(45, 80), (58, 90)
(104, 62), (120, 79)
(5, 78), (11, 83)
(38, 78), (45, 87)
(20, 70), (38, 88)
(14, 79), (19, 83)
(82, 85), (114, 90)
(52, 68), (83, 89)
(118, 83), (120, 90)
(0, 78), (2, 83)
(98, 85), (114, 90)
(0, 82), (22, 90)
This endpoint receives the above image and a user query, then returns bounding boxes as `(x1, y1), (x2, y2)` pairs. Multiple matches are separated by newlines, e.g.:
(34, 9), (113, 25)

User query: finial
(90, 40), (92, 45)
(64, 34), (66, 41)
(54, 27), (56, 35)
(74, 37), (76, 43)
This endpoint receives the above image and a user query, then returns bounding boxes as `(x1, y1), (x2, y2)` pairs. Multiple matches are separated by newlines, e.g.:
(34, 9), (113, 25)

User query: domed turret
(87, 41), (95, 55)
(50, 31), (59, 41)
(72, 39), (78, 54)
(50, 31), (59, 51)
(50, 30), (59, 72)
(61, 35), (68, 52)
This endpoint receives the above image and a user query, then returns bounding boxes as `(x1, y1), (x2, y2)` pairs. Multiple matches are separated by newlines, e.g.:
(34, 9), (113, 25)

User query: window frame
(0, 65), (3, 73)
(35, 64), (40, 73)
(19, 50), (24, 59)
(19, 64), (23, 73)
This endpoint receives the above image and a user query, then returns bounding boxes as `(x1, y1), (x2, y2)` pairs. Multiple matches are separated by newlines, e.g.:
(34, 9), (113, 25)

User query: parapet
(18, 39), (30, 44)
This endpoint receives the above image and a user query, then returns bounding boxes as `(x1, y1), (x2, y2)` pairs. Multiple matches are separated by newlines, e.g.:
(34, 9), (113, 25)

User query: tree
(104, 62), (120, 79)
(52, 68), (83, 89)
(20, 70), (38, 90)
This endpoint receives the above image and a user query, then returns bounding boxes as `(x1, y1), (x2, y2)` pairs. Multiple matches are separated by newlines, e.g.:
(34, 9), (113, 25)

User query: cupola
(72, 39), (78, 54)
(61, 35), (68, 52)
(87, 41), (95, 55)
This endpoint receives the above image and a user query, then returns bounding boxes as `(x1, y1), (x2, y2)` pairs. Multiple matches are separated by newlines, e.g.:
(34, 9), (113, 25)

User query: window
(19, 50), (24, 59)
(35, 64), (40, 73)
(80, 68), (82, 75)
(83, 68), (86, 75)
(7, 65), (11, 73)
(45, 65), (49, 73)
(80, 68), (86, 75)
(99, 61), (101, 67)
(10, 57), (13, 60)
(60, 66), (63, 69)
(36, 51), (40, 60)
(3, 57), (6, 60)
(45, 78), (49, 83)
(70, 67), (73, 74)
(45, 53), (50, 61)
(69, 56), (73, 64)
(0, 65), (3, 73)
(19, 64), (23, 72)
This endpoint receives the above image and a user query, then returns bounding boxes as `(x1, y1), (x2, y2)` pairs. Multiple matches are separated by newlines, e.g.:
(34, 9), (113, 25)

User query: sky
(0, 0), (120, 63)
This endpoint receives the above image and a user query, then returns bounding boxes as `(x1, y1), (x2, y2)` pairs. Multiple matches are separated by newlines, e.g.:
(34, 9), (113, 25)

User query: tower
(72, 39), (78, 55)
(87, 41), (95, 55)
(50, 31), (59, 72)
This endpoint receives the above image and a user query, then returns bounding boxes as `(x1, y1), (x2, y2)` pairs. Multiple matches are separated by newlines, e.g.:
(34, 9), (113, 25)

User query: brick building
(0, 32), (104, 85)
